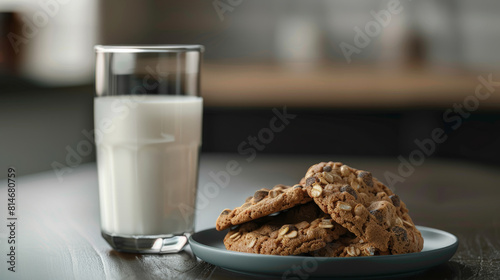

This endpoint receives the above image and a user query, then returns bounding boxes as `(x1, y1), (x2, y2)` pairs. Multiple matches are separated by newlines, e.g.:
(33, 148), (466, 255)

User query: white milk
(94, 95), (202, 236)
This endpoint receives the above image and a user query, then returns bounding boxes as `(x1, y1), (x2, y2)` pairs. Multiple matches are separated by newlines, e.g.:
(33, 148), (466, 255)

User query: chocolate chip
(389, 195), (400, 207)
(369, 209), (384, 223)
(253, 190), (269, 203)
(269, 225), (281, 231)
(269, 188), (283, 198)
(293, 184), (302, 189)
(358, 171), (373, 187)
(305, 177), (317, 187)
(220, 209), (230, 215)
(340, 185), (358, 199)
(322, 165), (332, 172)
(392, 226), (408, 242)
(241, 202), (251, 209)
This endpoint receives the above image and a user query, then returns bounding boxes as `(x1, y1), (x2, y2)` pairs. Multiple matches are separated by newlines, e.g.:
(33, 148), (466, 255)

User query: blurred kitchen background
(1, 0), (499, 178)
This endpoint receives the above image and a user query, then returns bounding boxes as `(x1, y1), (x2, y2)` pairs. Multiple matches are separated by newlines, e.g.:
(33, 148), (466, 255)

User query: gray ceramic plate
(189, 226), (458, 278)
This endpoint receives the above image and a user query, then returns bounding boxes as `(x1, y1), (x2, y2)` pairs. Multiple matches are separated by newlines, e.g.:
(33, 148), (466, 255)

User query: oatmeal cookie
(224, 203), (347, 255)
(304, 162), (423, 254)
(216, 183), (311, 231)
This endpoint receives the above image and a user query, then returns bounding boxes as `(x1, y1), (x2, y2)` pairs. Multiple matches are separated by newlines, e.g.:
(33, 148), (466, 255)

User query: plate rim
(189, 225), (458, 261)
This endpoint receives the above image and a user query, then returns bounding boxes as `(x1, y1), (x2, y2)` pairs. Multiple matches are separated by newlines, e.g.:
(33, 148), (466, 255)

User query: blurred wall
(0, 0), (97, 178)
(0, 86), (94, 178)
(1, 0), (97, 85)
(99, 0), (500, 71)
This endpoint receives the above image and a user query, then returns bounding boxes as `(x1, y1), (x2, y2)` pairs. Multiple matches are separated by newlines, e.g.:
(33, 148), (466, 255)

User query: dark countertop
(0, 154), (499, 279)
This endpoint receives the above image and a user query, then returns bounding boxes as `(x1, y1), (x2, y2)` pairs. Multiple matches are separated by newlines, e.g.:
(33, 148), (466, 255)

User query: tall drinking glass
(94, 45), (203, 253)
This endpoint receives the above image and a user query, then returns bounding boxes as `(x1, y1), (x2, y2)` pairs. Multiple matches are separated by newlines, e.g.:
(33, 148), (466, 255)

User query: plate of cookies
(189, 162), (458, 278)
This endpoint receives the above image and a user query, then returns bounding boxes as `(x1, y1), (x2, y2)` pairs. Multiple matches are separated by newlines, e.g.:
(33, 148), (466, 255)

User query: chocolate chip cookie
(310, 233), (390, 257)
(216, 183), (311, 231)
(304, 162), (423, 254)
(224, 203), (347, 255)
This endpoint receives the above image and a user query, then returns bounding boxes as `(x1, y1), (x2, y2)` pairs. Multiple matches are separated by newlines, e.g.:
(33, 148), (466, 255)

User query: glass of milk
(94, 45), (203, 253)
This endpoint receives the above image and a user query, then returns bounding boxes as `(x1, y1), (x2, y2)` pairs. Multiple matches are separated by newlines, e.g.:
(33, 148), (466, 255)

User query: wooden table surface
(1, 154), (499, 279)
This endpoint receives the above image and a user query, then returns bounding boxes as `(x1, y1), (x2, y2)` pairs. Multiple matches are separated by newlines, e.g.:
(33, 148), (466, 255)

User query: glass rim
(94, 44), (204, 53)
